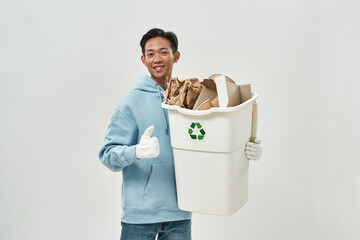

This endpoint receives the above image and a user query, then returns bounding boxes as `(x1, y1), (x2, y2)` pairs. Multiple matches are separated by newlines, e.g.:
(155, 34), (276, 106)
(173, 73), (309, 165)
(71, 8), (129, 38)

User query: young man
(99, 28), (262, 240)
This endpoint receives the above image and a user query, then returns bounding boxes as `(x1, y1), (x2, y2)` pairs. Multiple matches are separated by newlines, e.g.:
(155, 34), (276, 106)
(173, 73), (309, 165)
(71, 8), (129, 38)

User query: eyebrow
(146, 47), (169, 52)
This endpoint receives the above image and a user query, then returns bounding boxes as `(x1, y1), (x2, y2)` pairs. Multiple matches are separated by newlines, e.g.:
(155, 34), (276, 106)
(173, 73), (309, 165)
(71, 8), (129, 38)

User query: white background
(1, 0), (360, 239)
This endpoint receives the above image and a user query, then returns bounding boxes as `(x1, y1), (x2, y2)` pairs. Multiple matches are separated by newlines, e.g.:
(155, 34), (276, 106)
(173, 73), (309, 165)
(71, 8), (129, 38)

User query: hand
(136, 126), (160, 159)
(245, 137), (263, 161)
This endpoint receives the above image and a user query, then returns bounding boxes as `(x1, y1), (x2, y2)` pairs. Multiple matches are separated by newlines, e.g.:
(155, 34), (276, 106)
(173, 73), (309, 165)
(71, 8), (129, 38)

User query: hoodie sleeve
(99, 109), (139, 172)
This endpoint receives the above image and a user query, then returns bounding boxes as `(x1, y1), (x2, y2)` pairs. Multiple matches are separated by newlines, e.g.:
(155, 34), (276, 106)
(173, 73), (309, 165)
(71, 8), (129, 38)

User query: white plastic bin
(162, 93), (258, 216)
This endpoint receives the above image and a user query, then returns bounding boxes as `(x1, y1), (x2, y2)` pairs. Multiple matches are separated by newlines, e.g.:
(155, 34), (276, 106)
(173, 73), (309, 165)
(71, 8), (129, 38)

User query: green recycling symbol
(188, 122), (206, 140)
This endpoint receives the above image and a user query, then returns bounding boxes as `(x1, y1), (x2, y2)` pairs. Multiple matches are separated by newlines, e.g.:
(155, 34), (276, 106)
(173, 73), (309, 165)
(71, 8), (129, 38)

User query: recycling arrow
(188, 122), (206, 140)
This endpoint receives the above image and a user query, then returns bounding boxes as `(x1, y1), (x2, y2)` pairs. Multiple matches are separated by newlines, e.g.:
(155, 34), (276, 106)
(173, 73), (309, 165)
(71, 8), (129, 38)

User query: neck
(151, 75), (171, 90)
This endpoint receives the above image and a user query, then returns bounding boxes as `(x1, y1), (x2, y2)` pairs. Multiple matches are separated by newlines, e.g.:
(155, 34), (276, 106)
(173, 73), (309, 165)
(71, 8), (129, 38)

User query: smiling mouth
(153, 66), (164, 72)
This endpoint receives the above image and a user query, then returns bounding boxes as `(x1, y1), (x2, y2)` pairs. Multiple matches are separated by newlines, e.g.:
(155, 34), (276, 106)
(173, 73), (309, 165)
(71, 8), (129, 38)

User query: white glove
(136, 126), (160, 159)
(245, 137), (263, 161)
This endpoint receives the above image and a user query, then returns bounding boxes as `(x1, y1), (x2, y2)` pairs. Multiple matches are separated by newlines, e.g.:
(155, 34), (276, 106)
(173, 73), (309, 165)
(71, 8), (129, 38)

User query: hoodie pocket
(144, 163), (178, 209)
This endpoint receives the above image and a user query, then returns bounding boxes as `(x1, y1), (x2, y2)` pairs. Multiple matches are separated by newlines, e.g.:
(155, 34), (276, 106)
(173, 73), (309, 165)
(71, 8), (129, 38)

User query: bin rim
(162, 92), (258, 116)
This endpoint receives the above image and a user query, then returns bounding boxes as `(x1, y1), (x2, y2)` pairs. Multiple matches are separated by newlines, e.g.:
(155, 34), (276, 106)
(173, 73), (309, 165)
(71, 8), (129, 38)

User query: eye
(147, 53), (154, 57)
(161, 51), (168, 55)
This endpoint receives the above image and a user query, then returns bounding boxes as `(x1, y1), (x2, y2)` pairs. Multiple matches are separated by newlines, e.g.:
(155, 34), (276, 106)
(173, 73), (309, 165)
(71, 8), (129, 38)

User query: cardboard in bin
(162, 74), (257, 216)
(193, 75), (252, 110)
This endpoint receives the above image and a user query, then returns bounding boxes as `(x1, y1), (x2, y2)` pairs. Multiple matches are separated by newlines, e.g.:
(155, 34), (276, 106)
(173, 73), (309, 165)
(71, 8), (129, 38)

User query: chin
(152, 72), (167, 79)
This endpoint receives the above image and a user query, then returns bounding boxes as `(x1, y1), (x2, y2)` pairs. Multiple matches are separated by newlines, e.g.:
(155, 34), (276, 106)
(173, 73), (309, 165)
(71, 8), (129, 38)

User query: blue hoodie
(99, 74), (192, 224)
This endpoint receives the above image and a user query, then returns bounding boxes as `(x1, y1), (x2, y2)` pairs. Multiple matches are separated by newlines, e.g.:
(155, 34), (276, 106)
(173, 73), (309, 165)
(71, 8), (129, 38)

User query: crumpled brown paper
(164, 77), (203, 109)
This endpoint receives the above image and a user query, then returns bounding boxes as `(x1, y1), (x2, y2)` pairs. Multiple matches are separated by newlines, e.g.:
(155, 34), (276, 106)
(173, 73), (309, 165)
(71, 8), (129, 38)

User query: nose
(154, 53), (163, 63)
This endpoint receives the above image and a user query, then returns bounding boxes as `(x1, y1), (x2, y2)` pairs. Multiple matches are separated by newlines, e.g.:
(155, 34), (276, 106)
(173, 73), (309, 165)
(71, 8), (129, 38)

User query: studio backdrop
(1, 0), (360, 239)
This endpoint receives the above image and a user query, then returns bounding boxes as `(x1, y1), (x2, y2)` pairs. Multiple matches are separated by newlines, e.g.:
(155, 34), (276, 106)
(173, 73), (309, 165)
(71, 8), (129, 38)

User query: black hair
(140, 28), (178, 55)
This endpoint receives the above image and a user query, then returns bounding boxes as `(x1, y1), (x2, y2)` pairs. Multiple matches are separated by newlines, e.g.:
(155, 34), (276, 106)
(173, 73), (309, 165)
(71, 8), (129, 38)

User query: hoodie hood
(134, 74), (165, 93)
(134, 74), (169, 134)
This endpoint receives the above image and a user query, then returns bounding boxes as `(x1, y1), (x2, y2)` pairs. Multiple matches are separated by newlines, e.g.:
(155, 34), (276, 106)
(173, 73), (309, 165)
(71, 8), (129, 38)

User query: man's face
(141, 37), (180, 88)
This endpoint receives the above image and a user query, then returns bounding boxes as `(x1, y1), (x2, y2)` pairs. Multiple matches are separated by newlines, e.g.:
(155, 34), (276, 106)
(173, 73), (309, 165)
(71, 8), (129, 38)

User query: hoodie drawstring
(156, 84), (169, 135)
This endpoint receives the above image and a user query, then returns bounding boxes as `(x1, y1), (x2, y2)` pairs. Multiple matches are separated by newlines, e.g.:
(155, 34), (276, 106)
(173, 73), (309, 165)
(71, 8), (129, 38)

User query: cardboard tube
(250, 100), (258, 142)
(196, 74), (236, 110)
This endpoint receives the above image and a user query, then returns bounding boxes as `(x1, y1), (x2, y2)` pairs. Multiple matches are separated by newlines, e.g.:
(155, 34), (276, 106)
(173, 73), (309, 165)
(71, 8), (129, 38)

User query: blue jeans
(120, 220), (191, 240)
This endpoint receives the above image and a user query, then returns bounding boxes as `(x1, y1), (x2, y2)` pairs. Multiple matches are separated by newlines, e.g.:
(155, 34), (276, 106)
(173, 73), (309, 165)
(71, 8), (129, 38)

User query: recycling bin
(162, 93), (258, 216)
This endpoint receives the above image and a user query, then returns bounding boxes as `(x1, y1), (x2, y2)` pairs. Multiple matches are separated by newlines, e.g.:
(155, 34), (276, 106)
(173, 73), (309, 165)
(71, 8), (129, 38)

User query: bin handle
(250, 100), (258, 142)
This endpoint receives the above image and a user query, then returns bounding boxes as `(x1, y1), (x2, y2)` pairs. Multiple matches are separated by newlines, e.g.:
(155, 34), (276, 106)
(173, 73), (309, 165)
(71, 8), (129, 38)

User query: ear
(141, 55), (146, 65)
(173, 51), (180, 63)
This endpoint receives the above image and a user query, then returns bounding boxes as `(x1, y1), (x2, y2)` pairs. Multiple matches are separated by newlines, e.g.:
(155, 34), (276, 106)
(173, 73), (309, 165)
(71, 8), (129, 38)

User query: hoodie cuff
(124, 145), (138, 165)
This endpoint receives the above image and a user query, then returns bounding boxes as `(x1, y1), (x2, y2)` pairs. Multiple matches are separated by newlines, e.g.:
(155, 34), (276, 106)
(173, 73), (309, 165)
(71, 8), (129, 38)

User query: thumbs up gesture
(135, 126), (160, 159)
